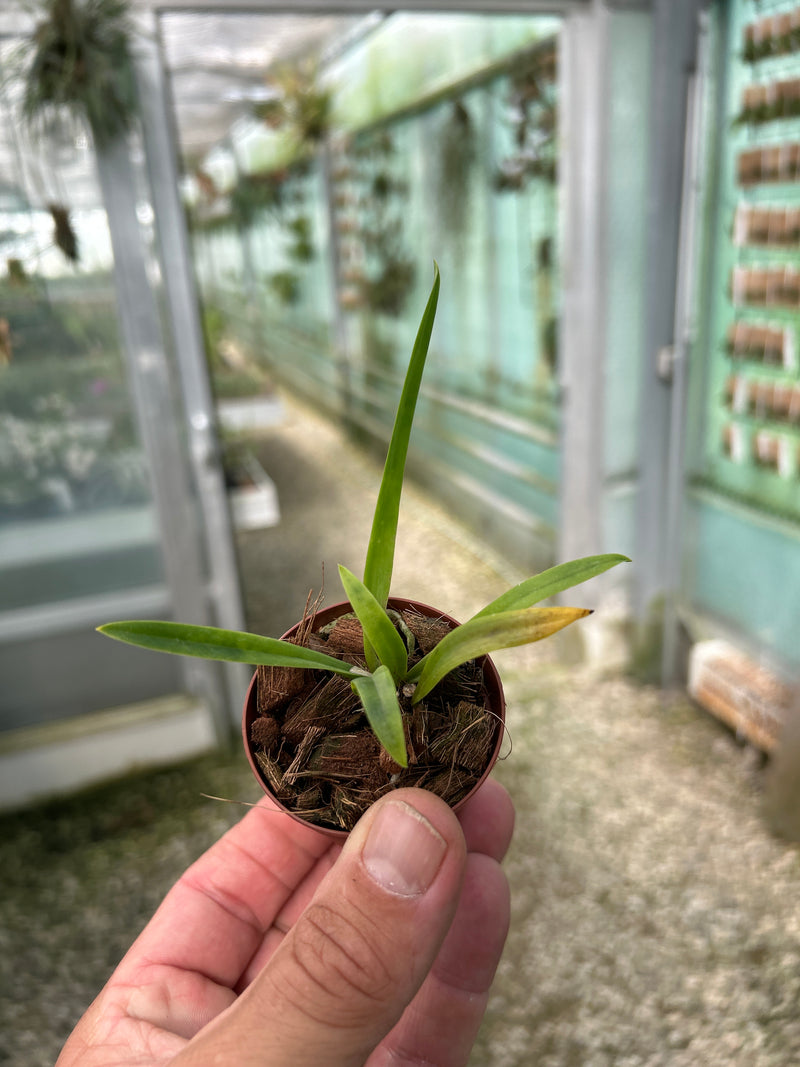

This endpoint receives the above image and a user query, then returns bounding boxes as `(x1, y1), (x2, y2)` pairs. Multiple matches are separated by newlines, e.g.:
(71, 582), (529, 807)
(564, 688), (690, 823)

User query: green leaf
(97, 620), (358, 675)
(338, 565), (409, 682)
(351, 665), (408, 767)
(363, 264), (441, 606)
(407, 606), (592, 703)
(471, 554), (630, 620)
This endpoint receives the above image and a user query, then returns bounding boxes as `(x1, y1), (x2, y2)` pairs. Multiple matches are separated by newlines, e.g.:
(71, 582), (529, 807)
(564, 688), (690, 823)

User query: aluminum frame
(557, 1), (609, 584)
(133, 15), (251, 721)
(94, 133), (232, 739)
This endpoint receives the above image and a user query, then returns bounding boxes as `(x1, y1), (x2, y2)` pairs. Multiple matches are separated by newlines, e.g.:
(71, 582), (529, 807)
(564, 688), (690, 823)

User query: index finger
(116, 795), (336, 990)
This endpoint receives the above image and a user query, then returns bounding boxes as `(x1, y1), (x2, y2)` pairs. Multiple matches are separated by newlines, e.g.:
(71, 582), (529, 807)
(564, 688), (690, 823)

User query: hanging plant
(436, 99), (477, 238)
(7, 259), (29, 287)
(287, 215), (314, 262)
(20, 0), (138, 148)
(292, 82), (331, 144)
(493, 45), (558, 194)
(255, 59), (332, 146)
(193, 168), (218, 203)
(364, 257), (416, 317)
(536, 235), (557, 378)
(542, 316), (558, 376)
(48, 203), (79, 262)
(268, 269), (301, 306)
(229, 171), (285, 230)
(253, 96), (285, 130)
(0, 317), (12, 365)
(342, 130), (416, 319)
(371, 172), (393, 199)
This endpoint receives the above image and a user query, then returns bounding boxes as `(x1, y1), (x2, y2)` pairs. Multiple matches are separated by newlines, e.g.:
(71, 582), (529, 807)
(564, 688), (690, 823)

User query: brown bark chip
(324, 616), (368, 655)
(256, 661), (308, 714)
(248, 607), (499, 832)
(282, 675), (361, 745)
(403, 610), (454, 655)
(250, 715), (280, 752)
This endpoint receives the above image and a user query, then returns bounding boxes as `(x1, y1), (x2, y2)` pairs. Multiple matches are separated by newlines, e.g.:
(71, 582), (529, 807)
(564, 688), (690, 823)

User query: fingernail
(362, 800), (447, 896)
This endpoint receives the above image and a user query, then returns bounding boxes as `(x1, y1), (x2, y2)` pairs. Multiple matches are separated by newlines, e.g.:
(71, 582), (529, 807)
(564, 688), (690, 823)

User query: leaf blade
(407, 606), (591, 703)
(351, 665), (408, 767)
(98, 620), (358, 675)
(363, 264), (440, 606)
(471, 554), (630, 620)
(338, 565), (409, 682)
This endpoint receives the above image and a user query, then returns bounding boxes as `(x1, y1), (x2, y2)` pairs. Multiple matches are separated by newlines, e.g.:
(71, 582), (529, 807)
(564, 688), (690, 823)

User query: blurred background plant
(493, 46), (558, 192)
(0, 408), (148, 519)
(0, 274), (146, 521)
(347, 129), (416, 318)
(19, 0), (137, 148)
(434, 100), (478, 244)
(254, 58), (332, 146)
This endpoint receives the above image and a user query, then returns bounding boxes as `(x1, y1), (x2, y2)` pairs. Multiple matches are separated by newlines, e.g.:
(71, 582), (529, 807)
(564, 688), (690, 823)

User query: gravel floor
(2, 396), (799, 1066)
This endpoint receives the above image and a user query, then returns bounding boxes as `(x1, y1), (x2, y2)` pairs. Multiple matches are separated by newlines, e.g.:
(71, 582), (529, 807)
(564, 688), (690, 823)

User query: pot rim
(242, 596), (506, 840)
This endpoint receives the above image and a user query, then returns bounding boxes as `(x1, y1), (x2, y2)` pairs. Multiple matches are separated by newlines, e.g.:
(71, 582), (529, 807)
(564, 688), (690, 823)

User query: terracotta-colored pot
(242, 597), (506, 840)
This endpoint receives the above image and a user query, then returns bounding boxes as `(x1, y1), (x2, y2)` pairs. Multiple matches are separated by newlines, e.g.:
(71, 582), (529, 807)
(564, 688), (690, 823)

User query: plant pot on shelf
(242, 597), (505, 840)
(224, 449), (281, 531)
(217, 393), (284, 434)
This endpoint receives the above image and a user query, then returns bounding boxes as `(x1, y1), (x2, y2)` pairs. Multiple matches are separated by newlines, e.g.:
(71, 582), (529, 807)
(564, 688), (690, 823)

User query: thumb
(177, 788), (467, 1067)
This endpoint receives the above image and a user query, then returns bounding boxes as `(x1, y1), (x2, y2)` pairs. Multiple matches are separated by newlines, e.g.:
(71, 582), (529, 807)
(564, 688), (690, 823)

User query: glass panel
(0, 278), (162, 609)
(0, 38), (179, 729)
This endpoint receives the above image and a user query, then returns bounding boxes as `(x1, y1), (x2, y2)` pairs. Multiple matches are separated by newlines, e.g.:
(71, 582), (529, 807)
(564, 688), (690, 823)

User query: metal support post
(132, 18), (251, 723)
(93, 133), (231, 740)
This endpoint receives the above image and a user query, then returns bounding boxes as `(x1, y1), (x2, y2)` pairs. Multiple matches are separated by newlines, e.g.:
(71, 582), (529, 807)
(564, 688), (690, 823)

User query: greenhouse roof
(159, 11), (363, 157)
(0, 6), (361, 208)
(0, 2), (558, 274)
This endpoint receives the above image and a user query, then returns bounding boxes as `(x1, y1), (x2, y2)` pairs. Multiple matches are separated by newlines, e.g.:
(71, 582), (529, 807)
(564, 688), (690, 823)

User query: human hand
(57, 781), (514, 1067)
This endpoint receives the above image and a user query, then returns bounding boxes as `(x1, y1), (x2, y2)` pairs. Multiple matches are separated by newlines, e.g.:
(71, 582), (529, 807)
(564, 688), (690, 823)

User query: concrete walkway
(235, 394), (527, 640)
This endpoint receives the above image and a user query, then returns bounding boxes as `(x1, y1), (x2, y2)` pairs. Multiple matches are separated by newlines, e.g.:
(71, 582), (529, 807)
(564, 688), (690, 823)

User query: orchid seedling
(99, 265), (629, 768)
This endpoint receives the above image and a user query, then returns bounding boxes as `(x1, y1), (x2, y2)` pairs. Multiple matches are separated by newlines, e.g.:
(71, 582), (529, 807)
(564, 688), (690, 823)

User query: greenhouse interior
(2, 0), (800, 1063)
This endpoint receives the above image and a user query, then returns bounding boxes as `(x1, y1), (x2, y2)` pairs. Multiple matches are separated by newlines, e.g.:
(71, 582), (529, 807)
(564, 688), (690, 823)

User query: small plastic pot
(242, 597), (506, 840)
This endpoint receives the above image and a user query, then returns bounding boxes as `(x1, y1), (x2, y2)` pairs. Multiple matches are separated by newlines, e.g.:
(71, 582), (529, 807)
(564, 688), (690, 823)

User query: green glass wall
(684, 0), (800, 671)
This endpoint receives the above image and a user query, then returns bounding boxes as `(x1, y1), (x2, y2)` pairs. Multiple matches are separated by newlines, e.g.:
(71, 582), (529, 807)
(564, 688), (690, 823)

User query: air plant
(48, 204), (79, 262)
(254, 59), (332, 145)
(20, 0), (137, 148)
